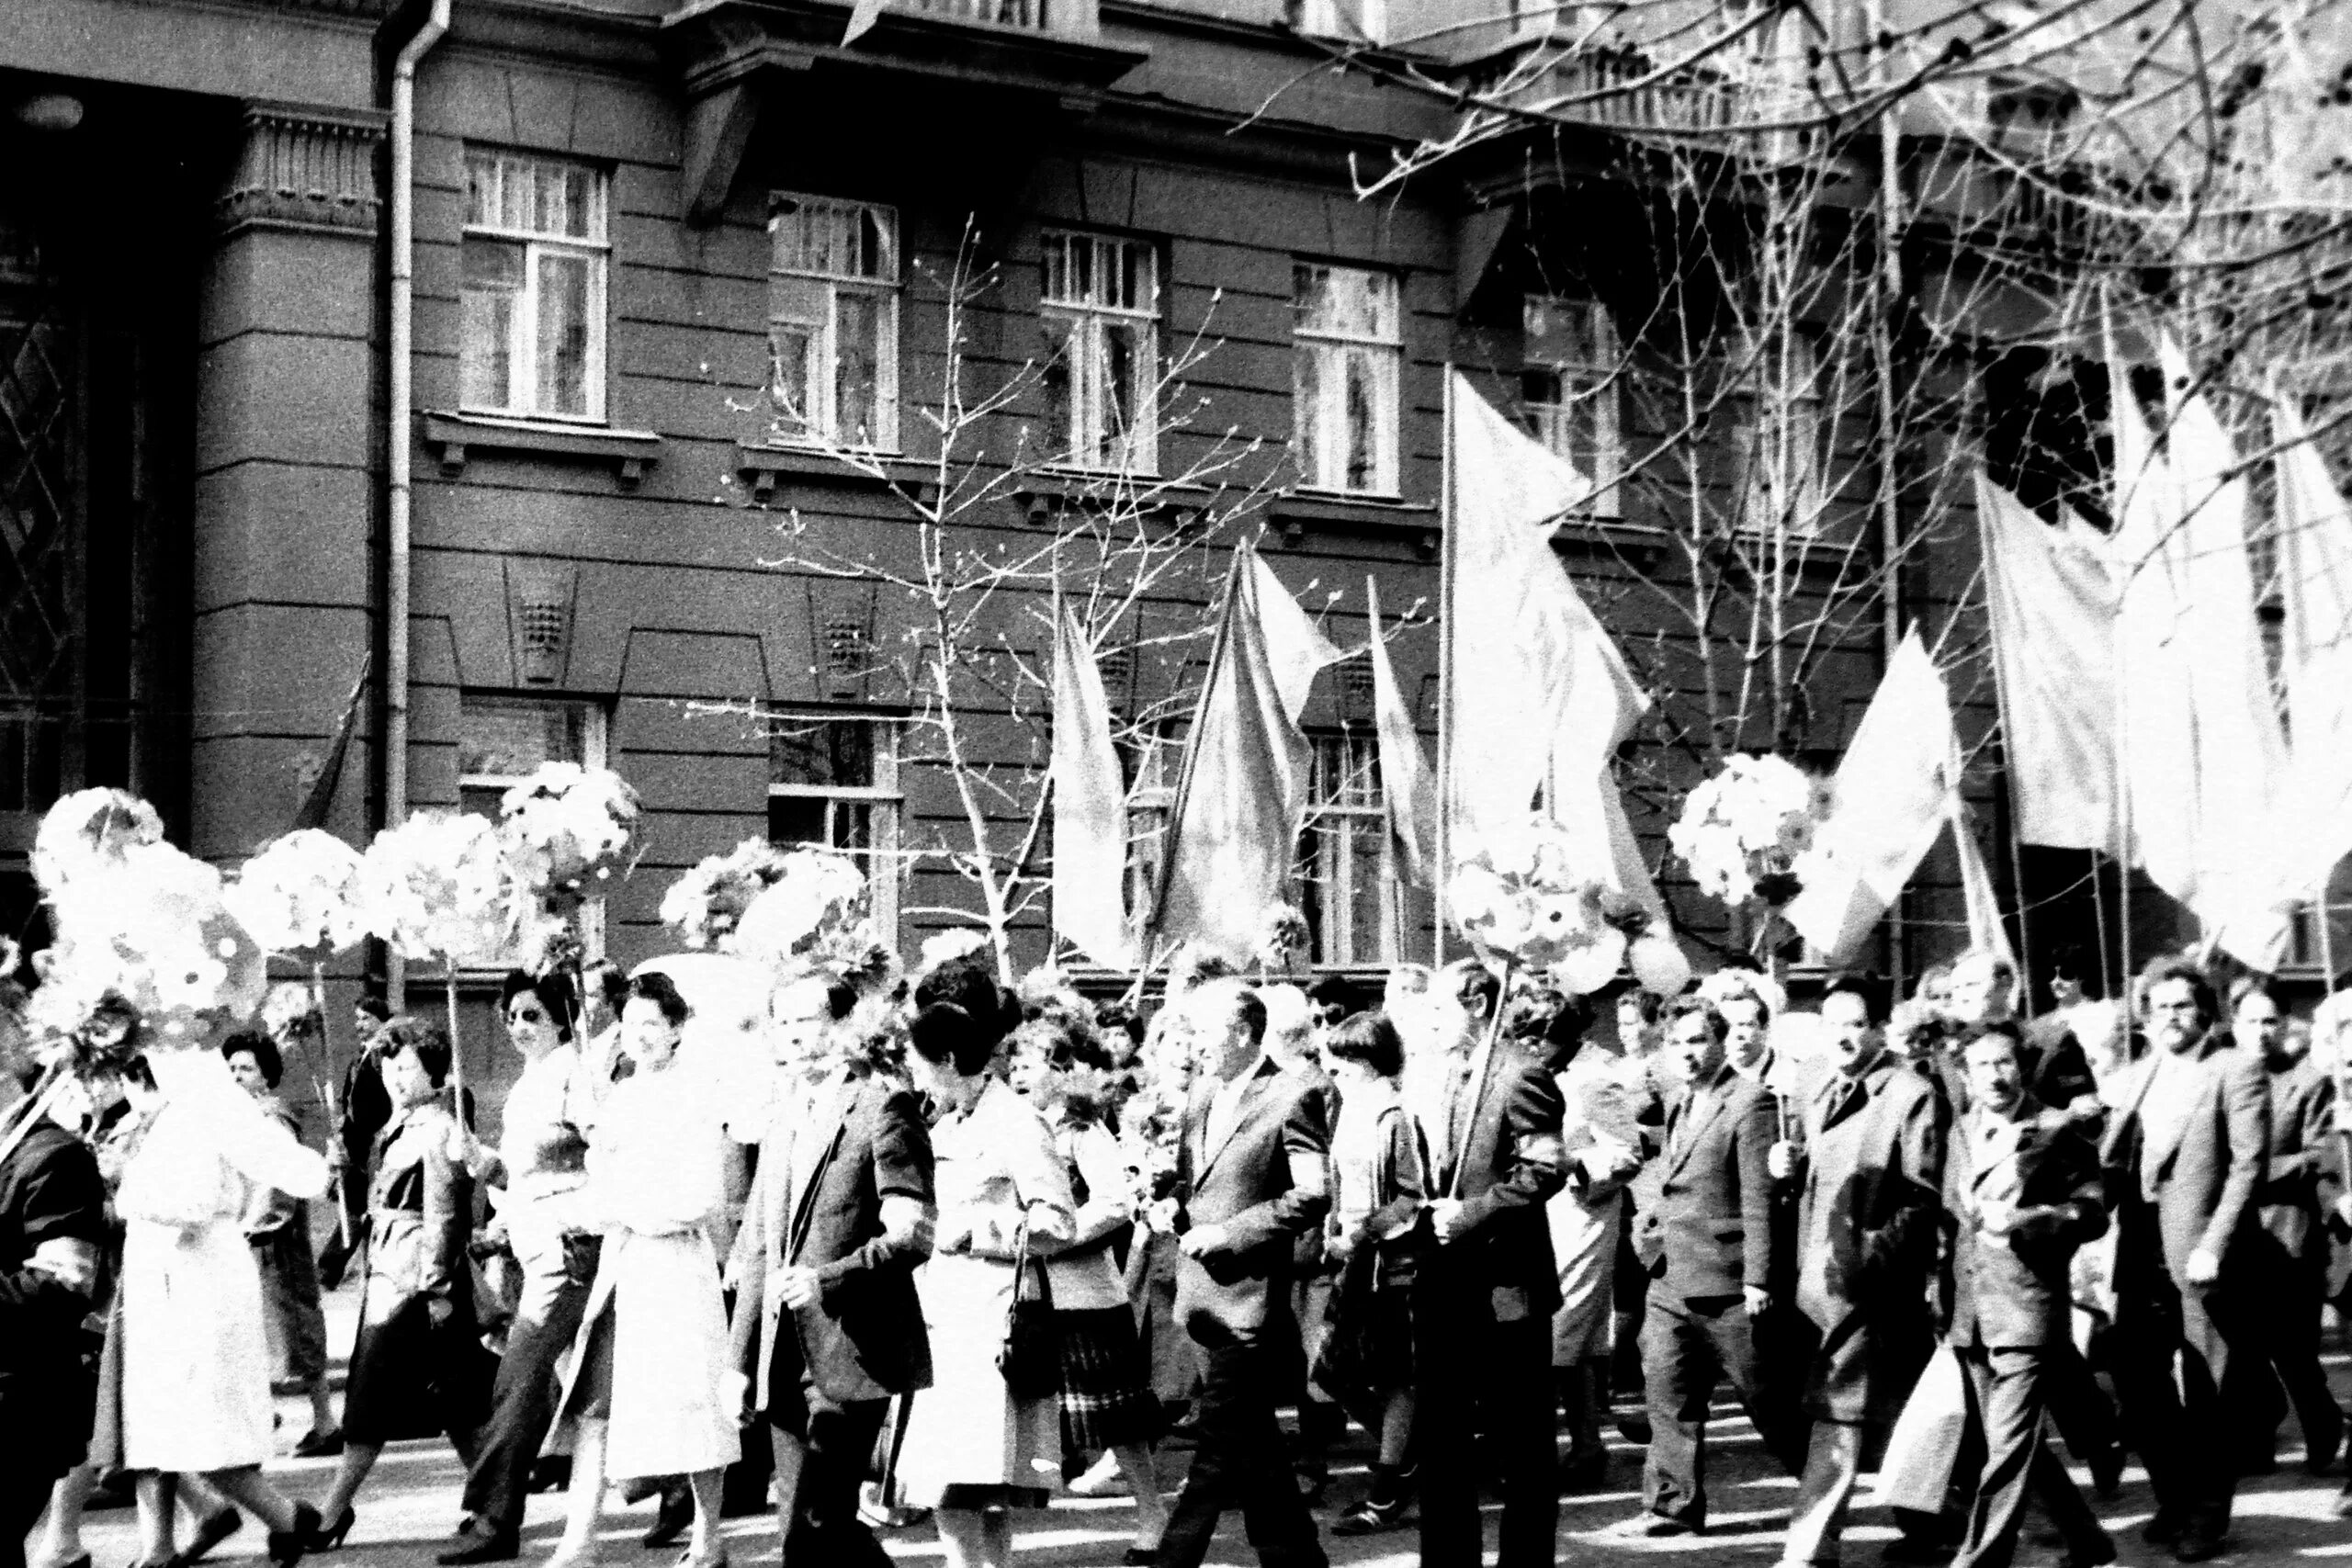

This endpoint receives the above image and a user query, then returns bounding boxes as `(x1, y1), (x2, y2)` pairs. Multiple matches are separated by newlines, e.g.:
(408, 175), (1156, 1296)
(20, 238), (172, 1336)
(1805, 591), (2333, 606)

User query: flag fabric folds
(1367, 578), (1437, 888)
(1250, 550), (1347, 724)
(1785, 631), (1963, 964)
(1148, 543), (1314, 963)
(1973, 471), (2118, 853)
(2259, 394), (2352, 908)
(1050, 608), (1134, 967)
(1444, 372), (1661, 911)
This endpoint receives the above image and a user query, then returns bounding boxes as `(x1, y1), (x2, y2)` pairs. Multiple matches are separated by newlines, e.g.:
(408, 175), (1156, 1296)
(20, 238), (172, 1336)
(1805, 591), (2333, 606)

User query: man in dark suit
(2107, 958), (2269, 1562)
(1416, 959), (1567, 1568)
(1937, 1021), (2113, 1568)
(2229, 977), (2346, 1474)
(1158, 978), (1330, 1568)
(1634, 995), (1807, 1536)
(728, 972), (936, 1568)
(1776, 973), (1945, 1567)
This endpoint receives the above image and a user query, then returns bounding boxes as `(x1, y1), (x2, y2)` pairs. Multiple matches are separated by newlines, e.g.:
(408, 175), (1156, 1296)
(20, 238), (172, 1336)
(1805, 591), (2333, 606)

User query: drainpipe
(387, 0), (450, 1000)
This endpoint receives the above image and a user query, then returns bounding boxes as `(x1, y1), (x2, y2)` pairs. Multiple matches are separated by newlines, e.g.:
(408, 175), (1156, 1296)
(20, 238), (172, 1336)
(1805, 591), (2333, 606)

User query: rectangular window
(457, 694), (609, 960)
(767, 196), (900, 449)
(1294, 0), (1387, 42)
(1522, 295), (1623, 520)
(1041, 232), (1159, 473)
(460, 151), (608, 422)
(1298, 733), (1401, 964)
(1734, 330), (1825, 535)
(1293, 264), (1400, 496)
(768, 710), (901, 935)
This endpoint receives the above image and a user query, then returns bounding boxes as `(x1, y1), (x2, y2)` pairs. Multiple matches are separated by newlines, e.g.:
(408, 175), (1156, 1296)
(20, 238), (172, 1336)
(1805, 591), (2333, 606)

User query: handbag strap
(1006, 1211), (1054, 1307)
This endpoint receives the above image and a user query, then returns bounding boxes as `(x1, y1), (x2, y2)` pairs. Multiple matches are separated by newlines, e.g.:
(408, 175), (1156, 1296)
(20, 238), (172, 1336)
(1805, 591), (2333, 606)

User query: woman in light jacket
(896, 965), (1077, 1568)
(1006, 1018), (1167, 1565)
(310, 1021), (492, 1546)
(544, 972), (737, 1568)
(115, 1041), (330, 1568)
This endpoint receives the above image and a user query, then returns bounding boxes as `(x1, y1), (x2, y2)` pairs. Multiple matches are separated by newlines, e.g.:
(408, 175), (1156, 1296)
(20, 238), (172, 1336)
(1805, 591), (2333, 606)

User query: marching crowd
(4, 935), (2349, 1568)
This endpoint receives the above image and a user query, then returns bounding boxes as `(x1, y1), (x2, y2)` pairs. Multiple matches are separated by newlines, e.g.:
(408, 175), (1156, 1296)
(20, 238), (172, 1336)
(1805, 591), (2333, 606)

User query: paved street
(56, 1287), (2352, 1568)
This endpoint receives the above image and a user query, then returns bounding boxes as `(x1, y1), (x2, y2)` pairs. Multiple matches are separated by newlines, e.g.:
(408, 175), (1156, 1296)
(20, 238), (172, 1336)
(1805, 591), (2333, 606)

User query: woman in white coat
(544, 972), (737, 1568)
(115, 1041), (331, 1568)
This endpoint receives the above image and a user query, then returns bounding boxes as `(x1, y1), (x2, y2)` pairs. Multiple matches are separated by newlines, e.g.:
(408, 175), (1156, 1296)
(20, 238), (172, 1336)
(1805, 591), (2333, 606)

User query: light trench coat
(555, 1057), (743, 1482)
(116, 1048), (327, 1472)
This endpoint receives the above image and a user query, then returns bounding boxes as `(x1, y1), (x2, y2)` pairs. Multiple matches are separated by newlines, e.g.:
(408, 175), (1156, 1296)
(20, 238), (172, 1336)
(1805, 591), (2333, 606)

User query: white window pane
(1295, 264), (1396, 341)
(1343, 345), (1385, 491)
(835, 291), (884, 444)
(768, 321), (818, 433)
(1106, 316), (1148, 457)
(460, 238), (525, 410)
(536, 250), (594, 416)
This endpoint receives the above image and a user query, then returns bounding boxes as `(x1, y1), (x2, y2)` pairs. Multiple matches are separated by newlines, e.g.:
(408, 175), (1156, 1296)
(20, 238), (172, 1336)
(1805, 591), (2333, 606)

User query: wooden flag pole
(1434, 367), (1454, 969)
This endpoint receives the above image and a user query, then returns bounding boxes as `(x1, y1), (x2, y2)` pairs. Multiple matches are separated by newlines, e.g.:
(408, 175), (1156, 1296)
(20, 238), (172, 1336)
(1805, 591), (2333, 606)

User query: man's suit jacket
(1636, 1064), (1777, 1302)
(1939, 1093), (2107, 1349)
(729, 1071), (935, 1413)
(1170, 1055), (1330, 1348)
(1430, 1039), (1566, 1325)
(2119, 1036), (2268, 1289)
(2256, 1055), (2339, 1263)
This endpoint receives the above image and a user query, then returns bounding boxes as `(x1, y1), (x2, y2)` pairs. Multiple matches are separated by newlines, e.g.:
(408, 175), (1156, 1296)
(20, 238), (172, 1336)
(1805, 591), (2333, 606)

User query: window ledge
(424, 412), (663, 487)
(734, 441), (937, 505)
(1269, 491), (1439, 555)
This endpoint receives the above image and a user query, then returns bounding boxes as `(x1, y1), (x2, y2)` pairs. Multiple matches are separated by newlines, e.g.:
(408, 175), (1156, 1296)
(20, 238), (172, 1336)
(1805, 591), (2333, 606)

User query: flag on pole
(2108, 335), (2290, 966)
(2257, 393), (2352, 906)
(1785, 630), (1962, 964)
(1443, 372), (1650, 870)
(1974, 471), (2118, 852)
(1367, 578), (1436, 887)
(1950, 795), (2018, 971)
(1148, 542), (1312, 963)
(1249, 550), (1347, 724)
(1050, 609), (1133, 967)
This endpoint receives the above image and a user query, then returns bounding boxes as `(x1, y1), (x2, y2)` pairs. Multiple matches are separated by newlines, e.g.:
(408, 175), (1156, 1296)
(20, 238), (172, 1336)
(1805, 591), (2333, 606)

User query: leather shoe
(434, 1532), (520, 1567)
(640, 1487), (692, 1551)
(1641, 1517), (1696, 1538)
(2058, 1531), (2117, 1568)
(2088, 1445), (2126, 1499)
(2172, 1529), (2227, 1563)
(183, 1509), (242, 1564)
(2142, 1510), (2188, 1549)
(2311, 1410), (2346, 1475)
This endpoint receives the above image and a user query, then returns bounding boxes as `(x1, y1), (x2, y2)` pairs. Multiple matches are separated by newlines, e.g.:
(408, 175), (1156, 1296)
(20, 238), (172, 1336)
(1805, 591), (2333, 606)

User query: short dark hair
(1960, 1020), (2025, 1061)
(1821, 972), (1892, 1026)
(1662, 995), (1727, 1042)
(2138, 955), (2217, 1023)
(915, 958), (1014, 1048)
(379, 1017), (452, 1086)
(910, 1002), (999, 1076)
(1323, 1011), (1405, 1077)
(1441, 958), (1502, 1018)
(500, 970), (580, 1041)
(624, 971), (692, 1028)
(355, 995), (394, 1025)
(1305, 974), (1361, 1024)
(1614, 986), (1664, 1024)
(221, 1030), (282, 1089)
(582, 959), (630, 1012)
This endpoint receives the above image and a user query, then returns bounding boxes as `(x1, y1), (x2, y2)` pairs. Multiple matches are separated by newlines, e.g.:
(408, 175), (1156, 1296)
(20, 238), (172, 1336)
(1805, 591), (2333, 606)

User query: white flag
(1784, 631), (1961, 963)
(1249, 551), (1347, 725)
(1050, 610), (1132, 967)
(1974, 471), (2118, 852)
(1367, 579), (1437, 887)
(2257, 395), (2352, 907)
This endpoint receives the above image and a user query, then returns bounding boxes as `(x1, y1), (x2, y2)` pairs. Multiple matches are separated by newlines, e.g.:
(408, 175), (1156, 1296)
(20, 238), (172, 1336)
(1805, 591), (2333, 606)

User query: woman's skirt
(1312, 1251), (1416, 1412)
(342, 1275), (494, 1447)
(896, 1253), (1059, 1509)
(1056, 1304), (1165, 1454)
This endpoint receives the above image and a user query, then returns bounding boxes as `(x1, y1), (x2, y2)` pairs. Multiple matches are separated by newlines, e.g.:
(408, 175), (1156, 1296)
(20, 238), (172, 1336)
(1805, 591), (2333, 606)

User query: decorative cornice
(216, 102), (389, 240)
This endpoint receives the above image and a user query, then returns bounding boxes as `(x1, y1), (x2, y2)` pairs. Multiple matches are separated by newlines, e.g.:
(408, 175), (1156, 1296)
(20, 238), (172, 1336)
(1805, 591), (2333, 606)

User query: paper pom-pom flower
(226, 829), (368, 960)
(727, 851), (868, 966)
(917, 926), (989, 973)
(262, 981), (325, 1043)
(1628, 932), (1693, 997)
(660, 839), (794, 952)
(500, 762), (641, 917)
(32, 787), (164, 895)
(1667, 753), (1821, 908)
(360, 812), (513, 966)
(35, 836), (267, 1045)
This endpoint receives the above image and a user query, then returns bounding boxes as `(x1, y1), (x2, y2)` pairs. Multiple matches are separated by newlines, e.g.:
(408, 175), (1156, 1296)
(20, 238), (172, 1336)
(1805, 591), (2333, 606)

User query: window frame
(765, 706), (904, 939)
(765, 194), (902, 453)
(1039, 231), (1161, 476)
(1522, 294), (1625, 521)
(458, 149), (611, 424)
(1297, 730), (1404, 965)
(1293, 0), (1387, 43)
(456, 693), (611, 963)
(1292, 262), (1403, 499)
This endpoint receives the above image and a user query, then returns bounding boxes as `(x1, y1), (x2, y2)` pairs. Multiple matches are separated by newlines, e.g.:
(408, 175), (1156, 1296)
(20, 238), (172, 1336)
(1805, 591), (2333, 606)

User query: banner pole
(1434, 366), (1454, 969)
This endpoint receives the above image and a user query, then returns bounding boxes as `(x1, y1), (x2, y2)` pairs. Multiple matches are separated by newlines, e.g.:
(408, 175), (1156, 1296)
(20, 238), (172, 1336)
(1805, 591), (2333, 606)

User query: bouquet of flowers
(225, 829), (369, 961)
(727, 850), (871, 969)
(1667, 753), (1822, 908)
(32, 787), (164, 895)
(659, 838), (794, 951)
(1254, 904), (1310, 976)
(1450, 818), (1681, 996)
(34, 833), (268, 1046)
(359, 811), (514, 968)
(262, 981), (325, 1043)
(499, 763), (641, 906)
